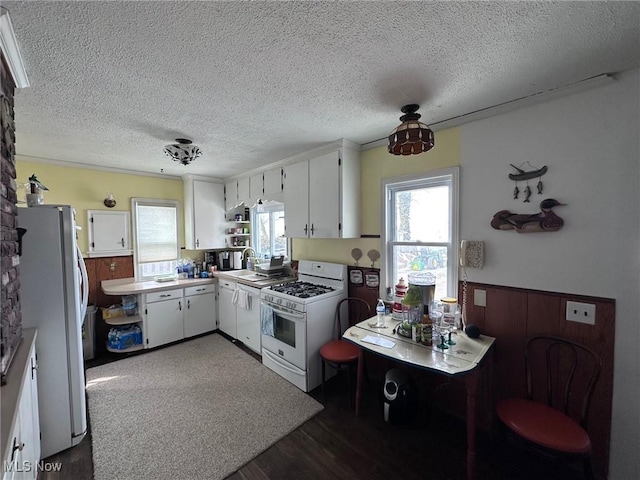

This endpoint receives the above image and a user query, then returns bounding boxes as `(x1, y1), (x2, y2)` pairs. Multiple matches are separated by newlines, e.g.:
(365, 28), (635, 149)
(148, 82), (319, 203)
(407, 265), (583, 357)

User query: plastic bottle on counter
(375, 298), (386, 327)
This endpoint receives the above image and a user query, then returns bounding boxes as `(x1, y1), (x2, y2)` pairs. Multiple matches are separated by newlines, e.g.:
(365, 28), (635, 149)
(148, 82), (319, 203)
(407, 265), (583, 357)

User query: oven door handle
(261, 301), (305, 321)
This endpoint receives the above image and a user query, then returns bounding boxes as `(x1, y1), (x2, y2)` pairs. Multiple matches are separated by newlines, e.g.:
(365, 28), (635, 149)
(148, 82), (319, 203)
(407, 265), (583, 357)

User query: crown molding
(361, 73), (616, 151)
(224, 138), (361, 181)
(17, 155), (182, 180)
(0, 8), (29, 88)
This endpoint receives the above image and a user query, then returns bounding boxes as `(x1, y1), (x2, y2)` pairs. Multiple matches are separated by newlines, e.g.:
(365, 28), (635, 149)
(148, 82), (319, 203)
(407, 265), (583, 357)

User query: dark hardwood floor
(40, 333), (588, 480)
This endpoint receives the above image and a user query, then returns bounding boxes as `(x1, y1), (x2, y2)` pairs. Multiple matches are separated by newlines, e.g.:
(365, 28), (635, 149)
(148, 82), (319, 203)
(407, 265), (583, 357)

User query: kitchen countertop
(101, 271), (296, 296)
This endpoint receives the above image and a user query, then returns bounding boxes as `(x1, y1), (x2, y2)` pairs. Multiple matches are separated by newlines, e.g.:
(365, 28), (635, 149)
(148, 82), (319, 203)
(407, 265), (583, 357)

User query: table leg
(465, 369), (480, 480)
(355, 348), (364, 416)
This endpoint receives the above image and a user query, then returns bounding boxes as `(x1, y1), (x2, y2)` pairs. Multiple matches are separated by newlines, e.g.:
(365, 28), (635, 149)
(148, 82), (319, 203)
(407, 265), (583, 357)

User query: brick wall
(1, 53), (21, 382)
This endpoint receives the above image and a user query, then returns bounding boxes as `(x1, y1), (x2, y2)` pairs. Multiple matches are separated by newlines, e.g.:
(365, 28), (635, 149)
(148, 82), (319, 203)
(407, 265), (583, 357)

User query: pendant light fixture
(387, 104), (434, 155)
(163, 138), (202, 165)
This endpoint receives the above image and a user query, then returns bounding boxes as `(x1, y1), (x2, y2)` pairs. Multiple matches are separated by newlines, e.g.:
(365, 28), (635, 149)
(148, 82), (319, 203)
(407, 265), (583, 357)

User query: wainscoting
(459, 281), (615, 479)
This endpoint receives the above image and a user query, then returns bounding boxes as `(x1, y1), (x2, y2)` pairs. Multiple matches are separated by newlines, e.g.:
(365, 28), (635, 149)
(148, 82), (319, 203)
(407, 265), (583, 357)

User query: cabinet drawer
(219, 280), (236, 289)
(184, 284), (216, 296)
(145, 289), (183, 303)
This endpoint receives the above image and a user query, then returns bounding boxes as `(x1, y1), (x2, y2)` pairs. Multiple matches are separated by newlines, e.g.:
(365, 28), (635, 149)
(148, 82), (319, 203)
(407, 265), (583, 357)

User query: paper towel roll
(232, 251), (243, 269)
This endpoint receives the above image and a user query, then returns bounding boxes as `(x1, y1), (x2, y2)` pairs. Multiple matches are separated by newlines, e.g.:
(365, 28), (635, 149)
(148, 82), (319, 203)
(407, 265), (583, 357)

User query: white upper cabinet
(249, 173), (263, 201)
(263, 167), (283, 199)
(237, 177), (250, 207)
(87, 210), (132, 257)
(225, 180), (238, 211)
(184, 178), (225, 250)
(284, 143), (360, 239)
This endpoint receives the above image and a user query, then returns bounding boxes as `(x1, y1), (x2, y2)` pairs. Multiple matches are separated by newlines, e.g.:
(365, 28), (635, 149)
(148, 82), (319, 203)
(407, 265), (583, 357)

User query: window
(381, 168), (459, 301)
(252, 203), (288, 259)
(131, 198), (180, 280)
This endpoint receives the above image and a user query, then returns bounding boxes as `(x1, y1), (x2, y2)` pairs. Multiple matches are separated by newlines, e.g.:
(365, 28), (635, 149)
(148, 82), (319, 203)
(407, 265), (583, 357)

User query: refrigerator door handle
(77, 245), (89, 321)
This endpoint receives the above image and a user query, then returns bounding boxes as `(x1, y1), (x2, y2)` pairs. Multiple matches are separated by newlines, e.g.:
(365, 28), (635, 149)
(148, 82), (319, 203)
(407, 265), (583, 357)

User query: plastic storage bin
(107, 325), (143, 350)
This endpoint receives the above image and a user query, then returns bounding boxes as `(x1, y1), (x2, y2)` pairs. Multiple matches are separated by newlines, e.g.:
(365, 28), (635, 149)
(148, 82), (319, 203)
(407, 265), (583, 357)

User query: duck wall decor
(491, 199), (565, 233)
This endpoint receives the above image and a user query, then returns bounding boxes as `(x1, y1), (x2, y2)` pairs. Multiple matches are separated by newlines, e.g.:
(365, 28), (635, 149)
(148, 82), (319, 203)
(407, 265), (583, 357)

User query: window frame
(131, 197), (180, 281)
(380, 167), (459, 299)
(251, 203), (289, 259)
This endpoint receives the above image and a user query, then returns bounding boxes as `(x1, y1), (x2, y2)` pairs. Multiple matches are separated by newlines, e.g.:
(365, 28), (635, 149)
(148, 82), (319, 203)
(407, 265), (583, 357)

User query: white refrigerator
(18, 205), (89, 458)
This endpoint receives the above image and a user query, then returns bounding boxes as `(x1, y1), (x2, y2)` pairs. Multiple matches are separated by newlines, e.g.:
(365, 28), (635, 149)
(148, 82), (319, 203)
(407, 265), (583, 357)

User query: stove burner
(270, 281), (335, 298)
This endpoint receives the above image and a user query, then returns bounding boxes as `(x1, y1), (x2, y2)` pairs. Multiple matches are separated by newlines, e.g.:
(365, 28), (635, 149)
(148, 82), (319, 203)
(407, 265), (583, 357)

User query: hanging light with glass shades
(388, 104), (434, 155)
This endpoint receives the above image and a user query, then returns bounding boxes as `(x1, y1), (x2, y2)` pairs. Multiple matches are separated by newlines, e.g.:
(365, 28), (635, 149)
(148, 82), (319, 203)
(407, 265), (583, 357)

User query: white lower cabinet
(235, 285), (261, 354)
(3, 330), (40, 480)
(184, 285), (217, 338)
(218, 280), (237, 338)
(144, 289), (184, 349)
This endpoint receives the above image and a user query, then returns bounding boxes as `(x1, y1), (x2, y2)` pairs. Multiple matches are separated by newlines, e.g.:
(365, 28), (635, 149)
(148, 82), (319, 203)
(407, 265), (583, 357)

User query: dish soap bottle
(376, 298), (386, 327)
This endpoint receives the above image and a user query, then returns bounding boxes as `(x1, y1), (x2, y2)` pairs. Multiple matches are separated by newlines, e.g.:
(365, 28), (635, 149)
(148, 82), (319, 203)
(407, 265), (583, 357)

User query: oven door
(260, 302), (306, 371)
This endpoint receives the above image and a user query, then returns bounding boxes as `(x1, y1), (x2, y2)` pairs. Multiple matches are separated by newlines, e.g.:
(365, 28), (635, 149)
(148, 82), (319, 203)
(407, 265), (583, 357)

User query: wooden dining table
(343, 316), (496, 480)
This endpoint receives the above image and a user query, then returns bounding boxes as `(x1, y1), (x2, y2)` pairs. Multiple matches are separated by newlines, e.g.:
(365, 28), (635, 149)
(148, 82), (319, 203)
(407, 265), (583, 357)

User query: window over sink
(131, 198), (179, 280)
(251, 203), (288, 260)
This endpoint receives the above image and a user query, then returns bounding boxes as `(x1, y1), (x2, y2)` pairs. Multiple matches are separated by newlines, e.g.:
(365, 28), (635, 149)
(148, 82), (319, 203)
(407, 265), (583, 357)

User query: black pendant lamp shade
(388, 104), (435, 156)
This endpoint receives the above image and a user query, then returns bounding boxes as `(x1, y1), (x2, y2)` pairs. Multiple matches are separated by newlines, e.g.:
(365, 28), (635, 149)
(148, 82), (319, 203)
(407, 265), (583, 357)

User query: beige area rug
(86, 334), (323, 480)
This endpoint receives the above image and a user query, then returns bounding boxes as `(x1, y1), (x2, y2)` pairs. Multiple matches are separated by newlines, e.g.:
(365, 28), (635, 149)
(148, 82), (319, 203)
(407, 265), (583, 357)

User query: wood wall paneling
(84, 255), (134, 356)
(459, 281), (614, 479)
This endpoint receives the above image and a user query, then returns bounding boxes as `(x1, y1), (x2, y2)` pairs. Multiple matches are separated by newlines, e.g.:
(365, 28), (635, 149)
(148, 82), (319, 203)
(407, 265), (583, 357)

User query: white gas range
(261, 260), (347, 392)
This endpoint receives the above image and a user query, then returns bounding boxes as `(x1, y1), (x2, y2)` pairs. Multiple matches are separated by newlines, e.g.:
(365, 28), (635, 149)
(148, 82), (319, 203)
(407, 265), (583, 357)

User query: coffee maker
(217, 251), (231, 270)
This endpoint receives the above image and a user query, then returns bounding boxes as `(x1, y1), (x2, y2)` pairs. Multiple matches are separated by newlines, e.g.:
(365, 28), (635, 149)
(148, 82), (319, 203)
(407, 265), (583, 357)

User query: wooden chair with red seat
(496, 335), (603, 480)
(319, 297), (372, 408)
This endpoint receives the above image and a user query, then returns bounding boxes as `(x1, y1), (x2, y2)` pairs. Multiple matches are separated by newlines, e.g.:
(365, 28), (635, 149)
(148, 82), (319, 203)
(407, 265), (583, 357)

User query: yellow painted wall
(292, 127), (460, 264)
(15, 159), (201, 259)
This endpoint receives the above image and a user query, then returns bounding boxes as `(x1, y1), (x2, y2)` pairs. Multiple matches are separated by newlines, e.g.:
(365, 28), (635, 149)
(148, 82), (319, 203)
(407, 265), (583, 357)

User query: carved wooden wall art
(491, 198), (565, 233)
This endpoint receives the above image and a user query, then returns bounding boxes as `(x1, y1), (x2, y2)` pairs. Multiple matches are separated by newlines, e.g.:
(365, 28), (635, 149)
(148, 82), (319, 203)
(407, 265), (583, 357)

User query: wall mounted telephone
(460, 240), (484, 269)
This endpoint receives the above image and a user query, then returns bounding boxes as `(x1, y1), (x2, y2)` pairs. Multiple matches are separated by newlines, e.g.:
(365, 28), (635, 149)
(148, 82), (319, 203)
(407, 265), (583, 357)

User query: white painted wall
(459, 68), (639, 479)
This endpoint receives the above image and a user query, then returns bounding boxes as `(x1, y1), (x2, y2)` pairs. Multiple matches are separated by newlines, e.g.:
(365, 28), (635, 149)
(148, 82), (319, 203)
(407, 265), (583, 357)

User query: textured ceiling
(4, 1), (639, 179)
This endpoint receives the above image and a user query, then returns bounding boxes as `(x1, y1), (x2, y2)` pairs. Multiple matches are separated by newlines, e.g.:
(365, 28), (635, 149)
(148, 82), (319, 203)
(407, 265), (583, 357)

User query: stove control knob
(277, 298), (282, 305)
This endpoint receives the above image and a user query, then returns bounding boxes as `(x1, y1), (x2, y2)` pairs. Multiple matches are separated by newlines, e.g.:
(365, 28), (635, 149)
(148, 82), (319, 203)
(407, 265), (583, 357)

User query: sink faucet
(241, 247), (256, 269)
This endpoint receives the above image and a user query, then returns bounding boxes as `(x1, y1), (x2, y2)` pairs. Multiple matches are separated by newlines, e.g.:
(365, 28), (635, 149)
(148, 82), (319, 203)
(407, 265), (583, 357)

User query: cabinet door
(263, 167), (283, 197)
(88, 210), (132, 257)
(218, 284), (237, 338)
(309, 151), (341, 238)
(237, 177), (250, 206)
(191, 180), (225, 249)
(146, 298), (184, 348)
(249, 173), (263, 200)
(185, 292), (216, 338)
(225, 180), (238, 210)
(283, 160), (310, 238)
(235, 287), (261, 354)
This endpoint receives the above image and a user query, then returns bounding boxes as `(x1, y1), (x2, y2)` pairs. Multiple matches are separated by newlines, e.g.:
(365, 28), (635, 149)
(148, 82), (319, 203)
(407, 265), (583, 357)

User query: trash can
(82, 305), (97, 361)
(382, 368), (418, 424)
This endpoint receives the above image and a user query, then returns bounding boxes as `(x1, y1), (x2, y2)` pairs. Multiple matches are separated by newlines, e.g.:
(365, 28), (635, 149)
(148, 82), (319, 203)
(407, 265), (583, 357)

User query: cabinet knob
(310, 224), (315, 235)
(196, 239), (200, 247)
(304, 224), (308, 235)
(179, 301), (182, 311)
(121, 238), (125, 247)
(187, 299), (191, 309)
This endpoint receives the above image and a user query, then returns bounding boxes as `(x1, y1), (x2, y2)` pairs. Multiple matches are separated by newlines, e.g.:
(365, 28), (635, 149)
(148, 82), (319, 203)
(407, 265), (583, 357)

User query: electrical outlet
(566, 301), (596, 325)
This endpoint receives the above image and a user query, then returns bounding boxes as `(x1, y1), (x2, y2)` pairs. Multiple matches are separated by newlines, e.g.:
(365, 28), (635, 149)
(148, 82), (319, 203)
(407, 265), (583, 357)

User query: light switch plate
(474, 289), (487, 307)
(566, 301), (596, 325)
